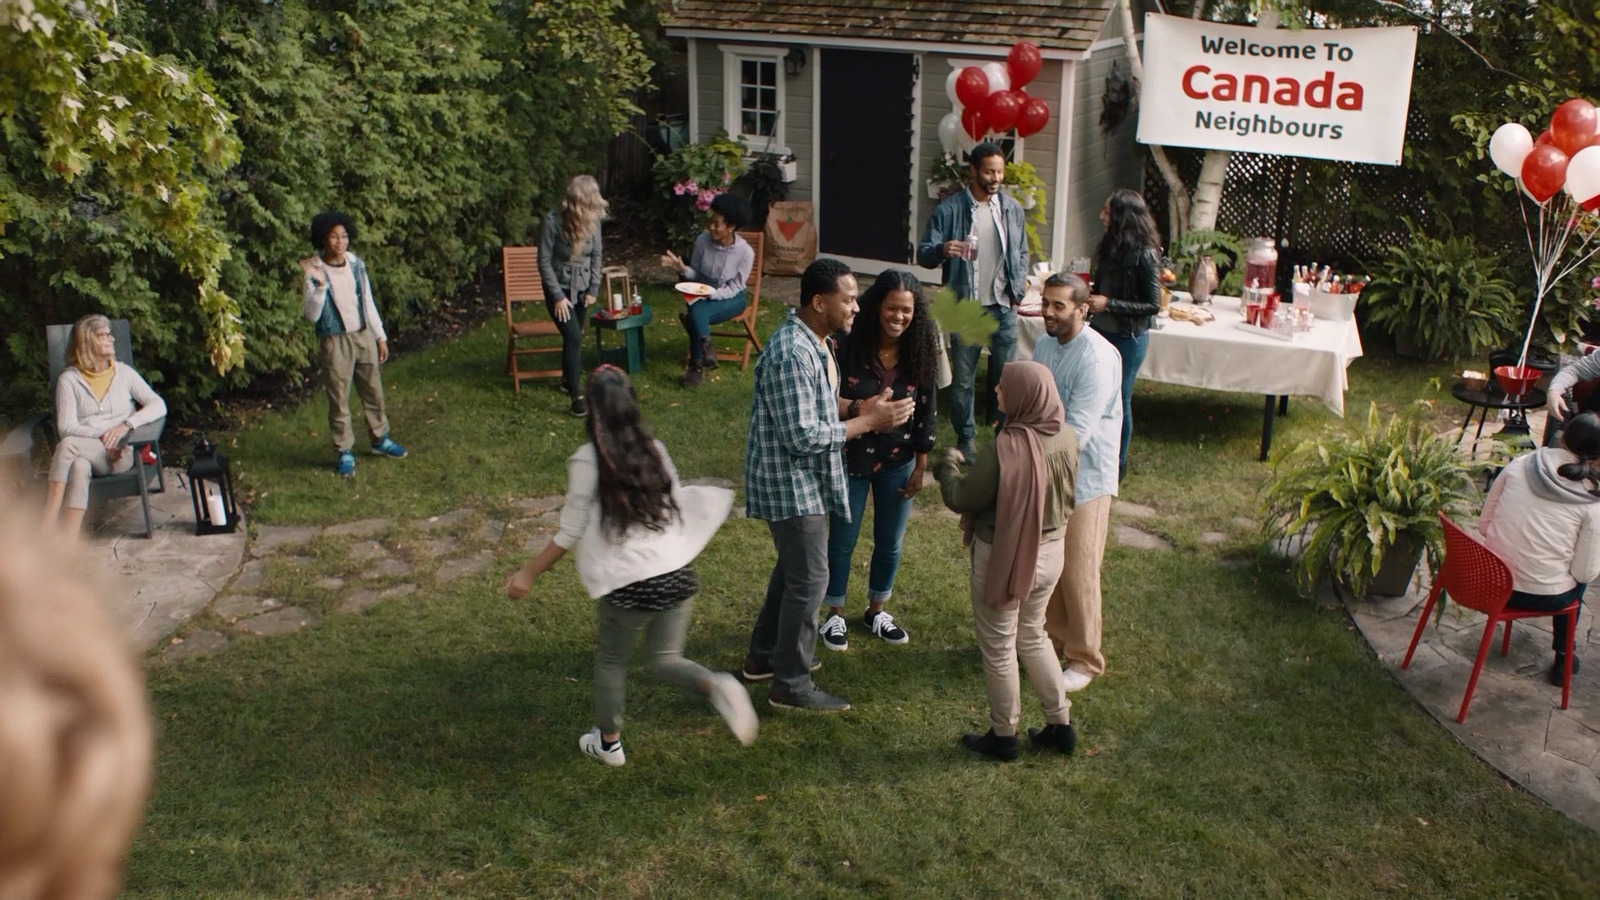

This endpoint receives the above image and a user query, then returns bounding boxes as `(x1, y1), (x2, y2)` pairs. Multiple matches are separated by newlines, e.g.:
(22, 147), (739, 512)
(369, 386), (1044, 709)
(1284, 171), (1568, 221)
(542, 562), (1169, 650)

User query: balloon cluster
(1489, 98), (1600, 209)
(937, 42), (1052, 155)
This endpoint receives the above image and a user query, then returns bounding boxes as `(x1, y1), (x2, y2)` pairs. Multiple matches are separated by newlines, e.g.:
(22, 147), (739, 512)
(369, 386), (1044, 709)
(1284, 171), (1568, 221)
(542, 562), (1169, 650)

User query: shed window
(720, 45), (789, 153)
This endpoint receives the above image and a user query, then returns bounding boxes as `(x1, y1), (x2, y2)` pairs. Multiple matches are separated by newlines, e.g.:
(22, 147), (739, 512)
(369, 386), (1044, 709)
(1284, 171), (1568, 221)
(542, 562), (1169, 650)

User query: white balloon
(1565, 145), (1600, 205)
(945, 68), (962, 107)
(981, 61), (1011, 96)
(938, 111), (966, 155)
(1489, 122), (1533, 179)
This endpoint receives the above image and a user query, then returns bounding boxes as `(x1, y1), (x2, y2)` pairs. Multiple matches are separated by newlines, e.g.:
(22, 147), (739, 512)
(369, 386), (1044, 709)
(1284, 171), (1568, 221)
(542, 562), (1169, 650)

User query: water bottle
(630, 286), (643, 316)
(964, 230), (979, 262)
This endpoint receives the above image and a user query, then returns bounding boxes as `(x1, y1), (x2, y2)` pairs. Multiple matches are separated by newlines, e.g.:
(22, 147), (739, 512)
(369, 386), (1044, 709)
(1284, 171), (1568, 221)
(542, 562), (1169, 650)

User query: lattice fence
(1145, 108), (1434, 276)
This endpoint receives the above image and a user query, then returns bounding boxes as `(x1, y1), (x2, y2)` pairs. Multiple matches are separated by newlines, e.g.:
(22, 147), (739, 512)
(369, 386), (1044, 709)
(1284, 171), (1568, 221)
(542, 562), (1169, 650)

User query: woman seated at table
(1479, 411), (1600, 685)
(42, 314), (167, 542)
(659, 193), (754, 388)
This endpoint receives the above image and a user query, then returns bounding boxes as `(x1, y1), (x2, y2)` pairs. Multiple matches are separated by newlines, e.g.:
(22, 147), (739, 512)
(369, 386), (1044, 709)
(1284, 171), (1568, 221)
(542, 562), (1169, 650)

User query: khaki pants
(49, 436), (132, 509)
(320, 330), (389, 452)
(1045, 493), (1112, 676)
(969, 537), (1071, 737)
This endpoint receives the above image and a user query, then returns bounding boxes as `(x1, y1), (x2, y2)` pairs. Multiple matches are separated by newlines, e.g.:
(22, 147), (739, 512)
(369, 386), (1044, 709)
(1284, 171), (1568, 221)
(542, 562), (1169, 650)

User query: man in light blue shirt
(1029, 273), (1121, 693)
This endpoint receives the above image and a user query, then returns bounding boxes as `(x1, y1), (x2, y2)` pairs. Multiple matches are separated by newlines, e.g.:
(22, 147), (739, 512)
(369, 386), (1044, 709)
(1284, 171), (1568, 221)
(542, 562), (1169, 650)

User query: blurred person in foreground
(0, 499), (152, 898)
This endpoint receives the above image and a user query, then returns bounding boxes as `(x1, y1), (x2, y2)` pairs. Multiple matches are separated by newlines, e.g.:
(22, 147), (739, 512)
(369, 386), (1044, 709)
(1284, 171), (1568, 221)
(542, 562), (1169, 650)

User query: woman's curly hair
(309, 210), (358, 251)
(584, 367), (680, 539)
(841, 269), (940, 391)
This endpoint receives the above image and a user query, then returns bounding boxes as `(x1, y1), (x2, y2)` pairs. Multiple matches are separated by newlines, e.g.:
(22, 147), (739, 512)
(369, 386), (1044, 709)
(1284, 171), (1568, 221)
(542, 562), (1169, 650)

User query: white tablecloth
(1017, 295), (1364, 415)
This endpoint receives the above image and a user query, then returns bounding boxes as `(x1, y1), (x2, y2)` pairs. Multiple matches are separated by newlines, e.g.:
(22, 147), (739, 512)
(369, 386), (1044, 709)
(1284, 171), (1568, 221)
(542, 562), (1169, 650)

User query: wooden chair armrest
(0, 413), (48, 462)
(126, 417), (165, 447)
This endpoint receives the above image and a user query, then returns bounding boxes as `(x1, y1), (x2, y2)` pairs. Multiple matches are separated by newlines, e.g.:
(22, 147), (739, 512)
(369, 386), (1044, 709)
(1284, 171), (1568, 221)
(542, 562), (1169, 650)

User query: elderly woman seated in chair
(42, 314), (166, 541)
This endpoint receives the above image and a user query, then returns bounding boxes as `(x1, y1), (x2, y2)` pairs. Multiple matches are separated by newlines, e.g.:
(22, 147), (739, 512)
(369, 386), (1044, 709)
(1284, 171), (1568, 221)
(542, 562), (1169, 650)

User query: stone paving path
(1350, 566), (1600, 832)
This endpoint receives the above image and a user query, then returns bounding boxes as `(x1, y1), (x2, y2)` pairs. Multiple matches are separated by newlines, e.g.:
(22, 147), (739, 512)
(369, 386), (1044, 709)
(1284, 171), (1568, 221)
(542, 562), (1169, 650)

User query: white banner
(1136, 14), (1417, 166)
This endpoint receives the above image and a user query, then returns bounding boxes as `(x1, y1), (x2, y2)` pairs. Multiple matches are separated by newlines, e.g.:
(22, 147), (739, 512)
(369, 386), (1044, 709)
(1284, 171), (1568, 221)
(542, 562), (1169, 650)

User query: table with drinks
(1018, 241), (1366, 460)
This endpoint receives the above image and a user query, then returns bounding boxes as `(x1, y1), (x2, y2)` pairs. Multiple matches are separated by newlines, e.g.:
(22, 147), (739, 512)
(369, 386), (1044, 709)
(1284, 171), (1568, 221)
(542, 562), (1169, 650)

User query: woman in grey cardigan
(42, 314), (167, 542)
(539, 175), (608, 416)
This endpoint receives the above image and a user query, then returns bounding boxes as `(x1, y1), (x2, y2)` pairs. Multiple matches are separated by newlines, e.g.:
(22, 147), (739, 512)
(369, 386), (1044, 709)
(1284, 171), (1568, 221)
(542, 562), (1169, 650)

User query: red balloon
(955, 67), (990, 109)
(1016, 97), (1051, 138)
(1521, 144), (1570, 203)
(961, 104), (990, 141)
(987, 91), (1024, 133)
(1537, 129), (1555, 145)
(1007, 41), (1043, 90)
(1551, 98), (1599, 156)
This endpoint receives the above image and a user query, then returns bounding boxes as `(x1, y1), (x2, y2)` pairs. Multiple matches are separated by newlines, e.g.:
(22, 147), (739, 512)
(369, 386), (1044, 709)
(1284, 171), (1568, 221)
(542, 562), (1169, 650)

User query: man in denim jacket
(917, 142), (1029, 459)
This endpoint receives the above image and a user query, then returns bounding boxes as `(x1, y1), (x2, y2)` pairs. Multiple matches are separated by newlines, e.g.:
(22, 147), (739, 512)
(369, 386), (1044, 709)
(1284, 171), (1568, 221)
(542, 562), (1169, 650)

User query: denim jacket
(538, 211), (604, 304)
(916, 188), (1029, 307)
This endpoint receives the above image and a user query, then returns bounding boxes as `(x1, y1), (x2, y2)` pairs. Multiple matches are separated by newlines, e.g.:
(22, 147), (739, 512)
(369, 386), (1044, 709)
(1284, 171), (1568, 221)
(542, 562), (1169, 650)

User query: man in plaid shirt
(742, 258), (914, 711)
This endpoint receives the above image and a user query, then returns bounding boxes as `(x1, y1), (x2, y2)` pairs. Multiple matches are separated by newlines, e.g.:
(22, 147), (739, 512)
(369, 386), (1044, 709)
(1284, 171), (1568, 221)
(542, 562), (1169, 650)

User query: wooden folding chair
(709, 230), (766, 370)
(503, 246), (562, 393)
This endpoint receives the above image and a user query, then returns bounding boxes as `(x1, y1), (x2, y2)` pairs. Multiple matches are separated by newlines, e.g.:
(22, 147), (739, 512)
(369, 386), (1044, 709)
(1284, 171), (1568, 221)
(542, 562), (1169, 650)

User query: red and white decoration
(1488, 98), (1600, 369)
(938, 42), (1053, 154)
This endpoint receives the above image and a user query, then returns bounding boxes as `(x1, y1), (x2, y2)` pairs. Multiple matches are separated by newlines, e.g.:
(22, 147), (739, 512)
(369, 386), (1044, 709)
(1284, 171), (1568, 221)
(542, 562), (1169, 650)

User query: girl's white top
(553, 441), (733, 599)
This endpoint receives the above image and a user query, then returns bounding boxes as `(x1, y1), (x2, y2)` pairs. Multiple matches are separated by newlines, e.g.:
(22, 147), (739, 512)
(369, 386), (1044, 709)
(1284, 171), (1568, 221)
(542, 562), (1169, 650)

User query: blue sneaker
(336, 450), (356, 476)
(370, 434), (407, 459)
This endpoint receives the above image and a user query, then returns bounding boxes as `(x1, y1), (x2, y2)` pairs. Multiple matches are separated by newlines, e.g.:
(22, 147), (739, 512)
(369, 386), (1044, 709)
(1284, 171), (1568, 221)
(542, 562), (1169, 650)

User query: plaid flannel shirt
(744, 310), (849, 521)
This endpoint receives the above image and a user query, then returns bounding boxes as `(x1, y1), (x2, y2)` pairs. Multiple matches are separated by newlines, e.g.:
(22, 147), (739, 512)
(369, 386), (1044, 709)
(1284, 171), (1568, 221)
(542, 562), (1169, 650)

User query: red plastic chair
(1402, 512), (1578, 722)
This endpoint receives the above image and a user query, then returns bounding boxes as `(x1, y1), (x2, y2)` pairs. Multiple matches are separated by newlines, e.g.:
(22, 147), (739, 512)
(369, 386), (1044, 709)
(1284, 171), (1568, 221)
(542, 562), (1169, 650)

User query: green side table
(591, 304), (653, 374)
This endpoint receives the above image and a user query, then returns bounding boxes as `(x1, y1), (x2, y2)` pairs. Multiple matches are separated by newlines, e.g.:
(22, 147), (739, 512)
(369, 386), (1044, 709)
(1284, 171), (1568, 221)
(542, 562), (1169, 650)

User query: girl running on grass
(505, 365), (755, 766)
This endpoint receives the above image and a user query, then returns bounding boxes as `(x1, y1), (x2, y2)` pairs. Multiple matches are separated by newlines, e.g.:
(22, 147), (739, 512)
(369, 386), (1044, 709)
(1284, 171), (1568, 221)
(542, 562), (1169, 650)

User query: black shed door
(817, 50), (916, 262)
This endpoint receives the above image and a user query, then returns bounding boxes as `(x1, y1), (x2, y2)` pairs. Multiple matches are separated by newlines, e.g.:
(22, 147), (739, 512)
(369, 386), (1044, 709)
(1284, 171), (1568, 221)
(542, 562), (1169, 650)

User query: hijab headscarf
(970, 360), (1064, 609)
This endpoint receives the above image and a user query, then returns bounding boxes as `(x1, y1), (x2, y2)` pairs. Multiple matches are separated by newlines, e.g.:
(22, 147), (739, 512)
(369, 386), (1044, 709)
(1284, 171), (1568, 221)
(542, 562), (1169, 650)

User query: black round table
(1452, 381), (1547, 444)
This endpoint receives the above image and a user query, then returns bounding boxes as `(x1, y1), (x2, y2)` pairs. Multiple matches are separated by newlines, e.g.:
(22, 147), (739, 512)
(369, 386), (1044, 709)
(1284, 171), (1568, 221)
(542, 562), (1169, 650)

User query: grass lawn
(129, 288), (1600, 897)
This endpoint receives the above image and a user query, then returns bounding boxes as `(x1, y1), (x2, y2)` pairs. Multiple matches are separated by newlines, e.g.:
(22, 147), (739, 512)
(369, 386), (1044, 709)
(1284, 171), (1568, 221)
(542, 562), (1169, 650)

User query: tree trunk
(1121, 0), (1282, 240)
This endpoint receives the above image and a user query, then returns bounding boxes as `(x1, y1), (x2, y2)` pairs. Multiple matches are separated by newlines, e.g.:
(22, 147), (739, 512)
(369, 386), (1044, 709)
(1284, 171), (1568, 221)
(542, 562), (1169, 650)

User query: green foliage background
(0, 0), (655, 415)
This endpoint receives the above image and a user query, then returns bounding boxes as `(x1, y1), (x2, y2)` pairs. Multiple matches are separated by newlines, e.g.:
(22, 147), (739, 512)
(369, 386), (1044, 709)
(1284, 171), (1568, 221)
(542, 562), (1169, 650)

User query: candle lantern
(602, 266), (633, 318)
(187, 436), (238, 535)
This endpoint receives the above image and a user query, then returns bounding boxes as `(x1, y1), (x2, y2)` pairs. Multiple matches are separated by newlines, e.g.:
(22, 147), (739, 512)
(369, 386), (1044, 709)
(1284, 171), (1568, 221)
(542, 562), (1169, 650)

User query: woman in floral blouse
(820, 269), (940, 651)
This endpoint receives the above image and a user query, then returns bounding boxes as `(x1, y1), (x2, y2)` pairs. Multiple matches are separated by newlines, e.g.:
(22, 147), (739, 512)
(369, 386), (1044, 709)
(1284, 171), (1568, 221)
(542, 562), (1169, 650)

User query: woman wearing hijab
(936, 360), (1081, 761)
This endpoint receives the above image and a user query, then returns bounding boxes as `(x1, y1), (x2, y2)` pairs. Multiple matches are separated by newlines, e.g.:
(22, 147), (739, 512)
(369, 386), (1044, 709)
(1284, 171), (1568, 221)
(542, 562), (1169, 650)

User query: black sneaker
(740, 657), (821, 681)
(820, 613), (849, 651)
(679, 365), (704, 388)
(1027, 722), (1078, 756)
(961, 729), (1021, 761)
(702, 338), (719, 370)
(1549, 653), (1581, 686)
(864, 609), (908, 645)
(570, 397), (587, 417)
(769, 688), (851, 712)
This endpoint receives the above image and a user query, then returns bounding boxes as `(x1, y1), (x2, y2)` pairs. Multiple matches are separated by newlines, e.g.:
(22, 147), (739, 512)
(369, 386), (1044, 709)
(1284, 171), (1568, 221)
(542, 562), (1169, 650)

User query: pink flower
(672, 180), (689, 196)
(685, 179), (700, 194)
(1591, 275), (1600, 290)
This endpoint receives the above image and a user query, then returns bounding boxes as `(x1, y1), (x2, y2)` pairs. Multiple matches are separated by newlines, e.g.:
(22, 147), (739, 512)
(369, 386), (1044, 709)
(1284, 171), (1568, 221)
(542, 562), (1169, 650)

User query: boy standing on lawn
(300, 210), (409, 476)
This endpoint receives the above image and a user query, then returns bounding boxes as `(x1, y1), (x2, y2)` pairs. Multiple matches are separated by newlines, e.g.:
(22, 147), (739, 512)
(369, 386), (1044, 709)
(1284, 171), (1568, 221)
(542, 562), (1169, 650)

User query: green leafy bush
(1261, 403), (1482, 599)
(1002, 160), (1048, 261)
(1361, 220), (1520, 362)
(0, 0), (655, 416)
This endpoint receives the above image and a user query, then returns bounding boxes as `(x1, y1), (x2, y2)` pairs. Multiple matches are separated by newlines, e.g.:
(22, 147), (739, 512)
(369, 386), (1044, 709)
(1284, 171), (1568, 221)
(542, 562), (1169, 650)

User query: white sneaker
(708, 672), (759, 746)
(820, 613), (849, 651)
(1061, 666), (1094, 693)
(578, 727), (626, 766)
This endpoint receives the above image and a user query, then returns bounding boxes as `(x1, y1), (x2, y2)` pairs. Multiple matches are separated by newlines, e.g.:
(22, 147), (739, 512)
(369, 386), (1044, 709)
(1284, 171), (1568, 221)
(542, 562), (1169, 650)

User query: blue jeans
(685, 291), (748, 362)
(948, 304), (1018, 446)
(1097, 328), (1149, 473)
(825, 459), (917, 607)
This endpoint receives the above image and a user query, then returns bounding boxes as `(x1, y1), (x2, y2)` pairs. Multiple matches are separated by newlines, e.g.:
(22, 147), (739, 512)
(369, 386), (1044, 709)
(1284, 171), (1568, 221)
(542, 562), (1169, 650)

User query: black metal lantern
(187, 436), (238, 535)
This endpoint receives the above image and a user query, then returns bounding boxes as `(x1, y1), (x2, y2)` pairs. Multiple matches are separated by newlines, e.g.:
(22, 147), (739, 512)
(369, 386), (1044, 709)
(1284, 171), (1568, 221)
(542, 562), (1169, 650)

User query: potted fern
(1261, 404), (1483, 598)
(1361, 220), (1519, 361)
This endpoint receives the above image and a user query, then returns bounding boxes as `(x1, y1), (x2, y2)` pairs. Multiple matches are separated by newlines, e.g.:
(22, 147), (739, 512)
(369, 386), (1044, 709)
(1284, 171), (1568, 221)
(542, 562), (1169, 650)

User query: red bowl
(1494, 364), (1540, 395)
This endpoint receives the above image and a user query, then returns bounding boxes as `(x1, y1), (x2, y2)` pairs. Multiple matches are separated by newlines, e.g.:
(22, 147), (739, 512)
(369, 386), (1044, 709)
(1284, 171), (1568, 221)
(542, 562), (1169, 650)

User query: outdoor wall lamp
(785, 46), (807, 76)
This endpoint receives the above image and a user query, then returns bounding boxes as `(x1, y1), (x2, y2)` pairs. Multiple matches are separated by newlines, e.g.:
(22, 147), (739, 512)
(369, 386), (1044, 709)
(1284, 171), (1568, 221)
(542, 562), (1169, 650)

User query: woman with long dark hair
(1089, 188), (1163, 479)
(505, 365), (754, 766)
(820, 270), (940, 651)
(539, 174), (608, 416)
(1480, 411), (1600, 686)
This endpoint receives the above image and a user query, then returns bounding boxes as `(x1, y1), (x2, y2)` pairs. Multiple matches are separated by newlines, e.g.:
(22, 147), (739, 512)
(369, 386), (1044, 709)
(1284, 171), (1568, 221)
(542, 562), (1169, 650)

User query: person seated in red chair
(41, 314), (167, 543)
(658, 193), (755, 388)
(1480, 412), (1600, 685)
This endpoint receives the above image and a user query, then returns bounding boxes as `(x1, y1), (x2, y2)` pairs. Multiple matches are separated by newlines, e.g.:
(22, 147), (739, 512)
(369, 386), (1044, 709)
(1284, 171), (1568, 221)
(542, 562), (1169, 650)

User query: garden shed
(663, 0), (1148, 275)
